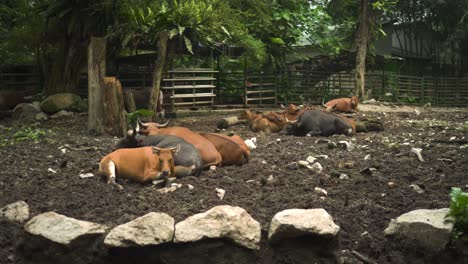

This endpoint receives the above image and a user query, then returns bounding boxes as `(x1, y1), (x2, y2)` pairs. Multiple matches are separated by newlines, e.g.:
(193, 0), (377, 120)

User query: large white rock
(384, 208), (454, 251)
(268, 208), (340, 243)
(174, 205), (261, 250)
(0, 201), (29, 223)
(104, 212), (174, 247)
(24, 212), (108, 246)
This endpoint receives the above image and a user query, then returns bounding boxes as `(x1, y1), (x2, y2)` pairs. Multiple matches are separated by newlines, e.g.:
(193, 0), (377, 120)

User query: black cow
(284, 110), (353, 137)
(116, 134), (202, 177)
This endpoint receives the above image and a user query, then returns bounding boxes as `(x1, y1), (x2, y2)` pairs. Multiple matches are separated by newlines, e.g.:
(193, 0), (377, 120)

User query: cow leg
(106, 161), (123, 190)
(306, 130), (322, 137)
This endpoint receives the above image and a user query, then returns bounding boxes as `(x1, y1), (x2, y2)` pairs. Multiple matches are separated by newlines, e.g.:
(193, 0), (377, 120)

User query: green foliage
(447, 187), (468, 239)
(0, 126), (50, 147)
(126, 109), (154, 127)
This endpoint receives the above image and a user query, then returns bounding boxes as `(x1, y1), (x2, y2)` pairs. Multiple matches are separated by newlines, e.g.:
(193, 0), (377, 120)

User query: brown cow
(323, 96), (359, 113)
(98, 146), (179, 189)
(261, 111), (287, 133)
(135, 120), (222, 168)
(199, 133), (249, 166)
(238, 110), (271, 132)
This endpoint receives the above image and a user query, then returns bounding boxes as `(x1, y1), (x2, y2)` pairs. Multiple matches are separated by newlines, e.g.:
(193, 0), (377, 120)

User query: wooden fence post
(87, 36), (106, 135)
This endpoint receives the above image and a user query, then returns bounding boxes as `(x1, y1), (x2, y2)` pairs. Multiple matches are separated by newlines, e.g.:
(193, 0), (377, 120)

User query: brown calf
(135, 120), (222, 168)
(324, 96), (359, 113)
(199, 133), (250, 166)
(238, 110), (271, 132)
(98, 146), (179, 189)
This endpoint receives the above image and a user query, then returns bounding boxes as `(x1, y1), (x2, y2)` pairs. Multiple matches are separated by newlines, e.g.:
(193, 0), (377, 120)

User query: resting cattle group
(98, 95), (359, 188)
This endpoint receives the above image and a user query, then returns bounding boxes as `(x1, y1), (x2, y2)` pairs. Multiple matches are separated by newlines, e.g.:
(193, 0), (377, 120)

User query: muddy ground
(0, 105), (467, 263)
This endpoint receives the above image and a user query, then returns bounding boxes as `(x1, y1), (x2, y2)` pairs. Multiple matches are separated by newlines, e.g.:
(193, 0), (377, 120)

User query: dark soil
(0, 106), (467, 264)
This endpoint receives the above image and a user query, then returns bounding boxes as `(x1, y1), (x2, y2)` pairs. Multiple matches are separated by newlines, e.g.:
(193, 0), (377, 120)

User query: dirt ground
(0, 105), (467, 263)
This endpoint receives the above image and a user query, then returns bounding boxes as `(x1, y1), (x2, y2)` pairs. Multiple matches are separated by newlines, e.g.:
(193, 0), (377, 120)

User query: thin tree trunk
(355, 0), (370, 99)
(88, 36), (106, 135)
(148, 30), (169, 118)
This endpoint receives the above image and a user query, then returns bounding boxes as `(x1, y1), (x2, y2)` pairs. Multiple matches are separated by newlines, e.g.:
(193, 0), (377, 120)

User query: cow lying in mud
(284, 110), (355, 137)
(199, 133), (250, 166)
(134, 119), (222, 168)
(323, 96), (359, 113)
(116, 133), (203, 177)
(238, 110), (271, 132)
(239, 104), (309, 133)
(99, 146), (179, 190)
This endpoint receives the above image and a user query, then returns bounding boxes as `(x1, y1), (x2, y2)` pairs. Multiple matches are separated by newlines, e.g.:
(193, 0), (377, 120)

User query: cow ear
(152, 146), (161, 155)
(171, 145), (180, 154)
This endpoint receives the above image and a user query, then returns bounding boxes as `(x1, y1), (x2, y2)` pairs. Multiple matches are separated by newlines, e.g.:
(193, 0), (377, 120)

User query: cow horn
(286, 117), (297, 124)
(280, 104), (285, 109)
(155, 119), (170, 128)
(137, 118), (148, 129)
(322, 99), (326, 108)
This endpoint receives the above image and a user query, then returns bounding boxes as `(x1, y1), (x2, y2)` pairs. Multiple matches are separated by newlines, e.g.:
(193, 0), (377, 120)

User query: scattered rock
(364, 154), (371, 160)
(268, 208), (340, 243)
(157, 186), (178, 194)
(363, 99), (377, 105)
(24, 212), (107, 246)
(187, 184), (194, 190)
(308, 162), (323, 174)
(317, 155), (329, 159)
(261, 160), (267, 165)
(339, 173), (349, 180)
(244, 138), (257, 149)
(360, 167), (377, 176)
(40, 93), (86, 114)
(35, 112), (49, 121)
(267, 175), (276, 183)
(79, 173), (94, 178)
(298, 160), (309, 167)
(12, 103), (41, 122)
(215, 188), (225, 200)
(409, 184), (425, 194)
(314, 187), (328, 196)
(104, 212), (174, 247)
(338, 141), (355, 151)
(388, 182), (396, 188)
(384, 208), (454, 251)
(174, 205), (261, 250)
(285, 162), (299, 170)
(50, 110), (74, 119)
(306, 156), (317, 164)
(411, 147), (424, 162)
(0, 201), (29, 223)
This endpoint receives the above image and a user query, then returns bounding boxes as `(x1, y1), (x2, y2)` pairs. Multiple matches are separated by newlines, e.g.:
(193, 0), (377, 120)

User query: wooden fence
(222, 71), (468, 107)
(0, 72), (40, 91)
(2, 68), (468, 107)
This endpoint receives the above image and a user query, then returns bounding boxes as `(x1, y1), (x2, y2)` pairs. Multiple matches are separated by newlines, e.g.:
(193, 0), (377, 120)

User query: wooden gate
(244, 73), (277, 106)
(162, 68), (218, 109)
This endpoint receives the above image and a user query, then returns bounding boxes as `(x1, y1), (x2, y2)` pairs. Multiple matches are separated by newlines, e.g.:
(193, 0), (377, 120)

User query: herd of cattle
(98, 96), (359, 189)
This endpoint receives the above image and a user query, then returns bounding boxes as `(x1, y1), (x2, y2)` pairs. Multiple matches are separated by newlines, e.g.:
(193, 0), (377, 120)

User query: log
(103, 77), (127, 137)
(217, 116), (247, 129)
(87, 36), (106, 134)
(355, 119), (384, 133)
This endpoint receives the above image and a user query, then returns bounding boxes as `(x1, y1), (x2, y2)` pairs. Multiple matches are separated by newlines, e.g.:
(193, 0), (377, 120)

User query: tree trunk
(148, 30), (169, 119)
(87, 36), (106, 135)
(45, 38), (87, 95)
(355, 0), (370, 99)
(103, 77), (127, 137)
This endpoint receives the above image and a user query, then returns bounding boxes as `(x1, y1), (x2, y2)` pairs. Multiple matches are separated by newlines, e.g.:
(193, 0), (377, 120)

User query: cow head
(351, 96), (359, 109)
(135, 118), (170, 135)
(286, 104), (300, 114)
(238, 110), (255, 121)
(152, 145), (180, 178)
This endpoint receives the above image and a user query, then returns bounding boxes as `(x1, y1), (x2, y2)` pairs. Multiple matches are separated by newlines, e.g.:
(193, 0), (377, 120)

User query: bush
(447, 187), (468, 239)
